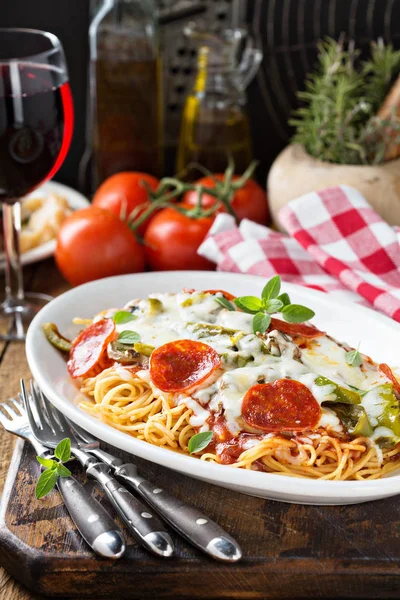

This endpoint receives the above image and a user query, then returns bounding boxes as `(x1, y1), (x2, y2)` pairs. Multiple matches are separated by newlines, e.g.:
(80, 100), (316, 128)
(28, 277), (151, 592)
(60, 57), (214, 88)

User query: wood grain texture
(0, 437), (399, 599)
(0, 260), (68, 600)
(1, 259), (400, 599)
(3, 434), (400, 599)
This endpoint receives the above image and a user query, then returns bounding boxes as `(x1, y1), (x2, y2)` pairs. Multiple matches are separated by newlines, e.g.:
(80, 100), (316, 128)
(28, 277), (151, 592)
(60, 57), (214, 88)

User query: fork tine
(21, 379), (42, 431)
(36, 385), (69, 435)
(32, 381), (60, 433)
(14, 394), (24, 408)
(0, 404), (12, 423)
(7, 398), (22, 416)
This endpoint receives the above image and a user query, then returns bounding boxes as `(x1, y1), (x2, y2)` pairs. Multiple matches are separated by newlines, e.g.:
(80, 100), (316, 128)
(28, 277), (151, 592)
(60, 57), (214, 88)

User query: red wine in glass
(0, 63), (73, 202)
(0, 28), (73, 341)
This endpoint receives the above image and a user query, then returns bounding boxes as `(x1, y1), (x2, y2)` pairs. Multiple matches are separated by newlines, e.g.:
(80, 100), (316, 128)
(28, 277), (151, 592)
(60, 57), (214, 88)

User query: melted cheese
(301, 336), (387, 391)
(120, 292), (395, 438)
(361, 388), (384, 428)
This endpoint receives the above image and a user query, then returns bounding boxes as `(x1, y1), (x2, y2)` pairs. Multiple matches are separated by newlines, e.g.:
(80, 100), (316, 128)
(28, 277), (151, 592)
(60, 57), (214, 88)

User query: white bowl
(26, 271), (400, 505)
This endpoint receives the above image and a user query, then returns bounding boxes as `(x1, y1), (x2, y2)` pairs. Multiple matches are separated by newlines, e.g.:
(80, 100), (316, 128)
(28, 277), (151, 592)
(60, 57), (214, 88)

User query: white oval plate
(0, 181), (90, 269)
(26, 271), (400, 505)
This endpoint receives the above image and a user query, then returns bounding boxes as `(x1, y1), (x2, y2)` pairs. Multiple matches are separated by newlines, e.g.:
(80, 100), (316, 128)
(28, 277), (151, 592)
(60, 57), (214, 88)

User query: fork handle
(116, 463), (242, 562)
(86, 462), (174, 557)
(56, 476), (125, 559)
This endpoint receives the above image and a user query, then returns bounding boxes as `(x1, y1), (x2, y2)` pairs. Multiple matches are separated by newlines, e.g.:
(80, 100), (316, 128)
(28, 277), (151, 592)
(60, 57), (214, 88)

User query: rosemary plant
(290, 38), (400, 165)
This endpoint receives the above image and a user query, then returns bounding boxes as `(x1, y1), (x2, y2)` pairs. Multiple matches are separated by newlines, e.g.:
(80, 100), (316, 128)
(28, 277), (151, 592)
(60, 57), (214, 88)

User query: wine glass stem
(3, 202), (25, 309)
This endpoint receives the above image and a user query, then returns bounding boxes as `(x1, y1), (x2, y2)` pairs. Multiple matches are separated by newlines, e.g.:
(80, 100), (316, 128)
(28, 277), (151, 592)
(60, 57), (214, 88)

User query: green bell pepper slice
(315, 376), (361, 404)
(362, 384), (400, 437)
(328, 403), (373, 437)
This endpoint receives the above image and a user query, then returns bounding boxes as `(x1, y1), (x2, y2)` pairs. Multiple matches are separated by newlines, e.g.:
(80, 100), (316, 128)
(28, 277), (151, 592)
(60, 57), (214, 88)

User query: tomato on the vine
(183, 175), (269, 225)
(144, 205), (215, 271)
(55, 207), (145, 286)
(92, 171), (159, 235)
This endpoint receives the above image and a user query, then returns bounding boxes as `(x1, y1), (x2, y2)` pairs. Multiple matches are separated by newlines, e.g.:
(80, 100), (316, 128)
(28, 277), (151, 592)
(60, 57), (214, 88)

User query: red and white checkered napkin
(198, 185), (400, 322)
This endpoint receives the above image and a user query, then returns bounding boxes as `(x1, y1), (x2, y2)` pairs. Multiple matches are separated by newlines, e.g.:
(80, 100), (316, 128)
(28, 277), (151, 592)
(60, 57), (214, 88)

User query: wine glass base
(0, 292), (53, 341)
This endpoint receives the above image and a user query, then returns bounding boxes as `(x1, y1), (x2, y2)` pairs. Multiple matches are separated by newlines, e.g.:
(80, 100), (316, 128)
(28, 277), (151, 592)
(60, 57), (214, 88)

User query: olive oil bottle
(90, 0), (163, 187)
(177, 24), (262, 175)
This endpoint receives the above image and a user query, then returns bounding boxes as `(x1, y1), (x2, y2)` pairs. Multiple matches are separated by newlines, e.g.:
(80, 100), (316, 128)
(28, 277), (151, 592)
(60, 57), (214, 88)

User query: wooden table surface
(0, 258), (69, 600)
(2, 260), (400, 600)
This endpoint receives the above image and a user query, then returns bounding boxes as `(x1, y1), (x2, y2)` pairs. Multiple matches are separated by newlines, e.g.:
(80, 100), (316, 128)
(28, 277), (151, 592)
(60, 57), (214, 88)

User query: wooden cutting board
(1, 439), (400, 599)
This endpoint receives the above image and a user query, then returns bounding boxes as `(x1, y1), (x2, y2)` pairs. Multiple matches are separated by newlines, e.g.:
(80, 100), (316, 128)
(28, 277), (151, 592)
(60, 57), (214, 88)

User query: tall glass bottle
(89, 0), (163, 187)
(177, 24), (262, 175)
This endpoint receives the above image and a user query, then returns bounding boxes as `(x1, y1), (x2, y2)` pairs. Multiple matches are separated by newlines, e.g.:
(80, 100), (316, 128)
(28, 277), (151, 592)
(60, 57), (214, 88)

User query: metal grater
(155, 0), (247, 149)
(86, 0), (248, 181)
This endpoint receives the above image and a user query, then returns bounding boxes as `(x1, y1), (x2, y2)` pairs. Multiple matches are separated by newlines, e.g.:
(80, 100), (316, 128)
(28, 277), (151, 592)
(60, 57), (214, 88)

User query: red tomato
(183, 175), (269, 225)
(92, 171), (159, 235)
(144, 205), (215, 271)
(55, 207), (145, 286)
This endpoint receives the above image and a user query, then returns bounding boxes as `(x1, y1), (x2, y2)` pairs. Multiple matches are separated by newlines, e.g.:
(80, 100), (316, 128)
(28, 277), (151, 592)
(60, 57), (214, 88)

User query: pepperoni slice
(379, 363), (400, 396)
(67, 318), (116, 379)
(241, 380), (321, 432)
(203, 289), (236, 301)
(149, 339), (221, 393)
(269, 317), (324, 339)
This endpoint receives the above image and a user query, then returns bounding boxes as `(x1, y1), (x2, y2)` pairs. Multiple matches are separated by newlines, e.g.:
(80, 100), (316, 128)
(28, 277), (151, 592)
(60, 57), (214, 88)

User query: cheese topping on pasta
(44, 287), (400, 481)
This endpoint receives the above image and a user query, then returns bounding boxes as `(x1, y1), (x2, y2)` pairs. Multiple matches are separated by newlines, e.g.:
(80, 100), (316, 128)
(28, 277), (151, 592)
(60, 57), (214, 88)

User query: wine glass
(0, 28), (73, 341)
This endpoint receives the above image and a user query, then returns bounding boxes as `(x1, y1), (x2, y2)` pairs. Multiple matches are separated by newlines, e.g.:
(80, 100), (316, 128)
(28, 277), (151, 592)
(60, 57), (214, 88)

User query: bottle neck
(90, 0), (157, 60)
(194, 47), (241, 95)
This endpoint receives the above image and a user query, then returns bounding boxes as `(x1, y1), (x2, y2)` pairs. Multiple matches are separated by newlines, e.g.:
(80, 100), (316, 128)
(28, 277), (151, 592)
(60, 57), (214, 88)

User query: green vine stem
(129, 160), (258, 232)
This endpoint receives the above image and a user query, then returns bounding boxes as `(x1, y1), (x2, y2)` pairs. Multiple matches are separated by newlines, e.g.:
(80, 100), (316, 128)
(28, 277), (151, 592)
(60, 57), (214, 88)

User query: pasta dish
(43, 280), (400, 481)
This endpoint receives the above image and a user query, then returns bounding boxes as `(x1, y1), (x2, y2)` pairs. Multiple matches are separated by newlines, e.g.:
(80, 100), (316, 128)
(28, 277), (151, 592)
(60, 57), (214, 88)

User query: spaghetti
(44, 285), (400, 481)
(78, 365), (400, 481)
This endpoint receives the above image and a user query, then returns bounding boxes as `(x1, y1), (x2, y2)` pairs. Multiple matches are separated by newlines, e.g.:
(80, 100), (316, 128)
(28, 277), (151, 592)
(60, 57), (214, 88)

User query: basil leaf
(346, 349), (362, 367)
(234, 296), (262, 314)
(113, 310), (137, 324)
(214, 297), (235, 311)
(35, 469), (58, 499)
(261, 275), (281, 301)
(117, 330), (141, 345)
(281, 304), (315, 323)
(36, 456), (57, 470)
(278, 293), (291, 307)
(188, 431), (213, 454)
(57, 464), (72, 478)
(54, 438), (71, 463)
(263, 298), (284, 314)
(252, 312), (271, 334)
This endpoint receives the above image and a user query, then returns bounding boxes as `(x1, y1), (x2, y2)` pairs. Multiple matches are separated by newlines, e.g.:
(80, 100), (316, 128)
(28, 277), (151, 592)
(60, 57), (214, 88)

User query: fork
(22, 380), (174, 558)
(62, 407), (243, 561)
(0, 396), (125, 559)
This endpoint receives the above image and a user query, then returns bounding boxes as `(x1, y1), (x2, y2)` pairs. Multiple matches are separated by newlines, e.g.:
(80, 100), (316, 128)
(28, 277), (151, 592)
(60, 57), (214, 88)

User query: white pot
(267, 143), (400, 231)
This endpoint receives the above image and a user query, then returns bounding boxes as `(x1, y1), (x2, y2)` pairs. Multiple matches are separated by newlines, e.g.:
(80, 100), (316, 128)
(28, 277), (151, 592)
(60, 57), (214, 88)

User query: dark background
(1, 0), (400, 190)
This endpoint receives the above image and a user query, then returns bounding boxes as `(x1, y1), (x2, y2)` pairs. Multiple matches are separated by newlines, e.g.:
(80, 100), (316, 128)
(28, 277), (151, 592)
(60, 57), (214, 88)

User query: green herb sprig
(188, 431), (213, 454)
(346, 345), (363, 367)
(113, 310), (137, 325)
(117, 330), (141, 345)
(233, 275), (315, 334)
(291, 37), (400, 165)
(214, 296), (235, 311)
(35, 438), (72, 499)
